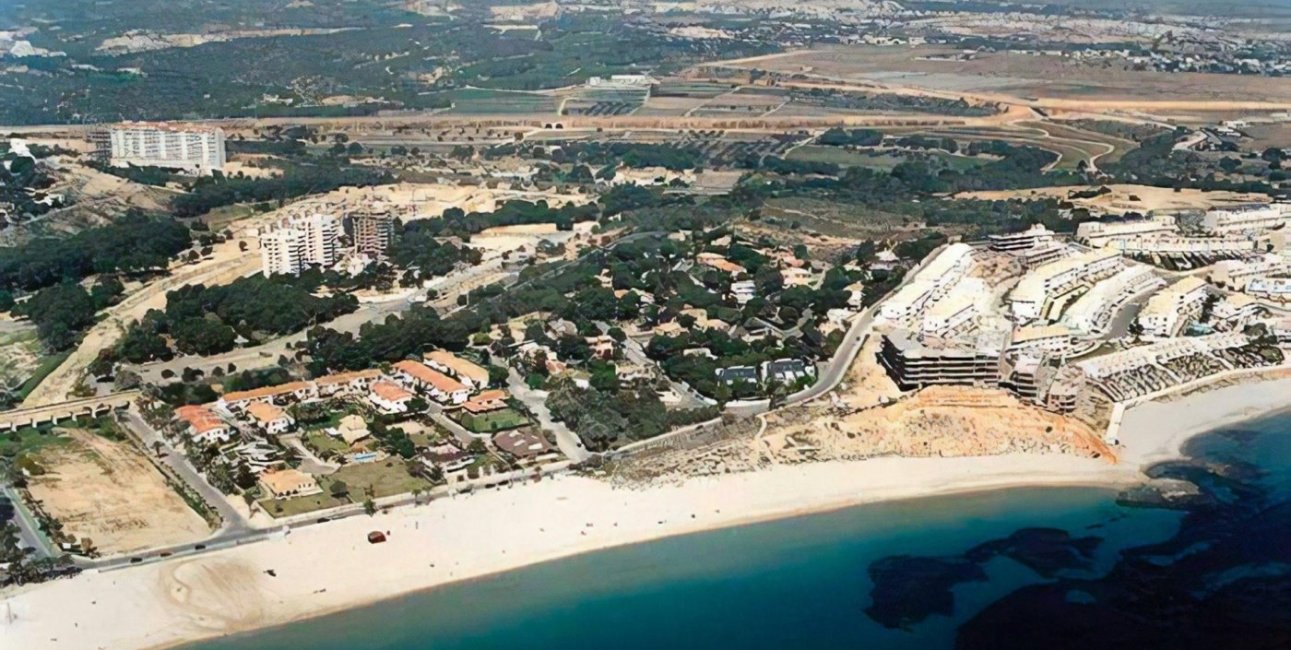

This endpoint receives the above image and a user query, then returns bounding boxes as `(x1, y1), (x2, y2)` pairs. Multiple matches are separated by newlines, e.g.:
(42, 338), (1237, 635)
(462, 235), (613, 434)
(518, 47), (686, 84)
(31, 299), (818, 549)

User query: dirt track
(21, 239), (259, 406)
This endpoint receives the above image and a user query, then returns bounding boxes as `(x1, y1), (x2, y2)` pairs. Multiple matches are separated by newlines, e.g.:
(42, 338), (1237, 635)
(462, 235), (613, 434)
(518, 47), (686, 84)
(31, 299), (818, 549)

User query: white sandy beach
(3, 375), (1289, 650)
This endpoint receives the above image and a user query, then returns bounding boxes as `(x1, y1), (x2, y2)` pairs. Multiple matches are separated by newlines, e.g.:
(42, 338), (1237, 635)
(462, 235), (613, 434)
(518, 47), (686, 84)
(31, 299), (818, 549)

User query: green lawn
(460, 408), (529, 433)
(0, 424), (69, 459)
(303, 429), (349, 456)
(259, 492), (348, 518)
(326, 460), (430, 499)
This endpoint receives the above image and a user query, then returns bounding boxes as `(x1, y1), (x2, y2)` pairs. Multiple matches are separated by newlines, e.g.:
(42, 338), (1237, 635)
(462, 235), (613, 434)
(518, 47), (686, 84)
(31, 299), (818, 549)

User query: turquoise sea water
(189, 413), (1291, 650)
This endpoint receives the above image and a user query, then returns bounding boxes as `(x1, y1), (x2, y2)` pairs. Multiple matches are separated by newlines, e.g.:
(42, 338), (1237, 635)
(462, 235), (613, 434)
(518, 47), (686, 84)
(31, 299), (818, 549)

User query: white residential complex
(1138, 276), (1210, 338)
(1200, 204), (1289, 234)
(97, 122), (225, 175)
(1077, 332), (1250, 380)
(259, 213), (340, 277)
(1009, 248), (1122, 322)
(877, 243), (974, 323)
(1209, 254), (1291, 290)
(921, 277), (988, 338)
(987, 224), (1055, 252)
(1247, 277), (1291, 302)
(1076, 215), (1177, 246)
(1061, 265), (1164, 334)
(1104, 234), (1257, 256)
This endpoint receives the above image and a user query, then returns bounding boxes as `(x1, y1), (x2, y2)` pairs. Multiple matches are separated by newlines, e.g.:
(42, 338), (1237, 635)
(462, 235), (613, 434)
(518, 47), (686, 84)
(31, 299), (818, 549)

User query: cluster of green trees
(387, 223), (484, 280)
(0, 147), (58, 221)
(545, 376), (717, 451)
(645, 329), (817, 401)
(793, 87), (997, 117)
(817, 128), (884, 147)
(161, 275), (359, 355)
(171, 163), (393, 217)
(90, 162), (173, 187)
(12, 283), (97, 350)
(0, 212), (191, 292)
(414, 200), (599, 240)
(557, 142), (705, 171)
(111, 275), (359, 363)
(303, 307), (474, 374)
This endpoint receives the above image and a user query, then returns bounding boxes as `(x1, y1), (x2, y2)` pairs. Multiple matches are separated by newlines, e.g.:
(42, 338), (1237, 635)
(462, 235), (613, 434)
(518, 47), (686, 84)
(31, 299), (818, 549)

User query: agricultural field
(1240, 122), (1291, 151)
(880, 124), (1115, 171)
(715, 45), (1291, 112)
(759, 196), (928, 240)
(690, 91), (785, 117)
(24, 427), (211, 554)
(441, 88), (559, 115)
(652, 80), (736, 98)
(680, 131), (804, 167)
(634, 96), (709, 116)
(562, 101), (639, 116)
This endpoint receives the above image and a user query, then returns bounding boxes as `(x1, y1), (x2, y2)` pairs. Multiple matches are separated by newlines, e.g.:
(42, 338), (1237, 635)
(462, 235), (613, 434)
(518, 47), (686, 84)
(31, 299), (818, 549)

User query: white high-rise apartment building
(100, 122), (225, 175)
(260, 229), (305, 277)
(259, 213), (340, 277)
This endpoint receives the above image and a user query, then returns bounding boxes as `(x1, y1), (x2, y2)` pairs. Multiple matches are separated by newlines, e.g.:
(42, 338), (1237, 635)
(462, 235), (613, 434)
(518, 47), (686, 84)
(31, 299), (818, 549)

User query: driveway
(506, 369), (590, 462)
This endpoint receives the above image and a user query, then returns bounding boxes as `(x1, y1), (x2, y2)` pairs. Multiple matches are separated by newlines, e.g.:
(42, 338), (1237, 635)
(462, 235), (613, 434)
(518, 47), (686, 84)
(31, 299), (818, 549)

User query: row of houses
(178, 351), (506, 444)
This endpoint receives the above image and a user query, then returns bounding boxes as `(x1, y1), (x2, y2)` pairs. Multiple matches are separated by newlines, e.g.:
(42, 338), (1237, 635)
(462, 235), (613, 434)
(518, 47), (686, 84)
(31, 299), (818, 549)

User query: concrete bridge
(0, 391), (140, 431)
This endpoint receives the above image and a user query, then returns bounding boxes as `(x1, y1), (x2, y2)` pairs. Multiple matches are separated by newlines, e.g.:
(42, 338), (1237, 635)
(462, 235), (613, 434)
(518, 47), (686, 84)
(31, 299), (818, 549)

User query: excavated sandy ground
(955, 184), (1272, 214)
(763, 385), (1113, 463)
(25, 429), (210, 554)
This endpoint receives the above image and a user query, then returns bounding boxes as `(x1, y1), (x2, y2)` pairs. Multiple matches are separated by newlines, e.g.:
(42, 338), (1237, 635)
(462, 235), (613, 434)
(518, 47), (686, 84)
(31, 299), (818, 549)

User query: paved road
(1, 484), (55, 559)
(82, 460), (573, 571)
(506, 369), (590, 462)
(425, 403), (483, 448)
(595, 320), (711, 409)
(119, 409), (251, 535)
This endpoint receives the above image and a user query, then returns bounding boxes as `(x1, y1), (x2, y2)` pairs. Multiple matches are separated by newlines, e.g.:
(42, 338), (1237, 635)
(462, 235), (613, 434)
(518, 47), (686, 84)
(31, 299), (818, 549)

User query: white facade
(988, 224), (1054, 252)
(1138, 276), (1210, 338)
(259, 213), (340, 277)
(878, 244), (973, 323)
(1247, 277), (1291, 301)
(1201, 204), (1288, 234)
(730, 280), (757, 304)
(106, 123), (225, 174)
(260, 228), (305, 277)
(1077, 216), (1177, 246)
(1010, 249), (1122, 322)
(1061, 265), (1163, 334)
(1210, 254), (1291, 290)
(921, 294), (978, 337)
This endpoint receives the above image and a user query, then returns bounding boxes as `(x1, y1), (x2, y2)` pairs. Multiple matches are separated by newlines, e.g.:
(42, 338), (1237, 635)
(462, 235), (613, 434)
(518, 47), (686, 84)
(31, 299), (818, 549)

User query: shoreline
(4, 374), (1290, 650)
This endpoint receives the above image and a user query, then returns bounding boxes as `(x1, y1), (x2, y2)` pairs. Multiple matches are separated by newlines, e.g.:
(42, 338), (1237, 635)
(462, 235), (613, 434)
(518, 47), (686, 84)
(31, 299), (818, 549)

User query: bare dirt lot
(954, 183), (1272, 214)
(26, 429), (210, 554)
(763, 385), (1113, 462)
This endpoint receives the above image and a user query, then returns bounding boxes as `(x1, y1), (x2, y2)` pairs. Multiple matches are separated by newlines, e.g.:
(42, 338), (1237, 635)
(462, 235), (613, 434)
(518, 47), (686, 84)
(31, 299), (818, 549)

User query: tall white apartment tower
(295, 213), (340, 268)
(258, 213), (340, 277)
(260, 229), (305, 277)
(102, 122), (226, 175)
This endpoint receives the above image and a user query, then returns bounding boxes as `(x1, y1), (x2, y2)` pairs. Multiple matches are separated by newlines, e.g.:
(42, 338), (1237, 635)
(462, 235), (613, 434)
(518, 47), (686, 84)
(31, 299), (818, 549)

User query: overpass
(0, 391), (140, 431)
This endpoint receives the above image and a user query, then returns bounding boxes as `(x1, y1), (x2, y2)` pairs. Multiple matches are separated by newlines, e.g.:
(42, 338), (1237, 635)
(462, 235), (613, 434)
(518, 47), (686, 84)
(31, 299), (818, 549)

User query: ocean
(189, 412), (1291, 650)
